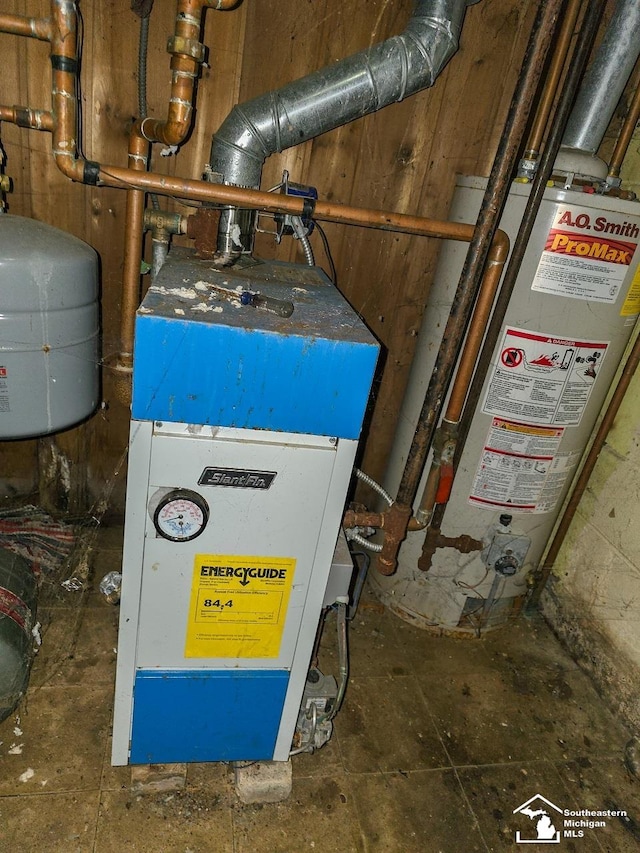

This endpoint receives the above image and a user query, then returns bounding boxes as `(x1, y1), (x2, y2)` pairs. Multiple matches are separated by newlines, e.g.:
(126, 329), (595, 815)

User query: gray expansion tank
(0, 214), (99, 438)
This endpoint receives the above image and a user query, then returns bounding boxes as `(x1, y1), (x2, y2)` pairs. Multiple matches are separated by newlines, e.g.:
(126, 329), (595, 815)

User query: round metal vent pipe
(208, 0), (477, 258)
(562, 0), (640, 155)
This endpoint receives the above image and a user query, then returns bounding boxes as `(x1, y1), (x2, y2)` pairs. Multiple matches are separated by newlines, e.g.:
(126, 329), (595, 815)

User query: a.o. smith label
(531, 204), (639, 304)
(198, 467), (277, 489)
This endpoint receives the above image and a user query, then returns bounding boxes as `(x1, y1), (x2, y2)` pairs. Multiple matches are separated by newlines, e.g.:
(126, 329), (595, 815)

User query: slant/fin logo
(198, 467), (277, 489)
(546, 230), (635, 265)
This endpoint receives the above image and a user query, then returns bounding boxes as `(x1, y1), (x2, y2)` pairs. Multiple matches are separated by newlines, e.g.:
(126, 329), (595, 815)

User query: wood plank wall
(0, 0), (592, 514)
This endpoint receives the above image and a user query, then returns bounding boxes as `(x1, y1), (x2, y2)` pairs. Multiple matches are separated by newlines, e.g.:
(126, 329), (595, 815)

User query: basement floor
(0, 523), (638, 852)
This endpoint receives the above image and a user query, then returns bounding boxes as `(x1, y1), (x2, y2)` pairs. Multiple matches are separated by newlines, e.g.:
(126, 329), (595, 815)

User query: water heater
(372, 177), (640, 634)
(112, 250), (378, 764)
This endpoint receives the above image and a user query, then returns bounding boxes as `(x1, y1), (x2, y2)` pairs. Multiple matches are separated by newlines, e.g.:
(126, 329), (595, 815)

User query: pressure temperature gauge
(153, 489), (209, 542)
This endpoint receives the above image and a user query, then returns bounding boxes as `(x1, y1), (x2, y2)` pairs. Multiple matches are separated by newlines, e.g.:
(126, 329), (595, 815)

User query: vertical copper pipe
(50, 0), (84, 182)
(411, 252), (508, 529)
(608, 81), (640, 178)
(119, 134), (150, 369)
(524, 0), (581, 159)
(442, 254), (507, 425)
(137, 0), (240, 147)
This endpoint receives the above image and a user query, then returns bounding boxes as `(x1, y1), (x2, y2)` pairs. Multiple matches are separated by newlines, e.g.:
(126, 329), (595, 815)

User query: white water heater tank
(0, 214), (99, 439)
(372, 177), (640, 634)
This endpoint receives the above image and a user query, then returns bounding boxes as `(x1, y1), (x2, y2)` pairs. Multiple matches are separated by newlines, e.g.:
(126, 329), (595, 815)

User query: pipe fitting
(144, 209), (187, 235)
(376, 502), (413, 577)
(167, 34), (205, 63)
(418, 528), (483, 572)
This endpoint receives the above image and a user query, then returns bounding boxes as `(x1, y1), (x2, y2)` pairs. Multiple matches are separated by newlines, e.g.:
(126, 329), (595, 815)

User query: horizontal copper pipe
(0, 105), (53, 131)
(91, 163), (508, 247)
(0, 13), (51, 41)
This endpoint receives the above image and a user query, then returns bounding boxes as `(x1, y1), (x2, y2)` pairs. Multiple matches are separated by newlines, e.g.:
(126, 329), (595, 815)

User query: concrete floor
(0, 524), (639, 852)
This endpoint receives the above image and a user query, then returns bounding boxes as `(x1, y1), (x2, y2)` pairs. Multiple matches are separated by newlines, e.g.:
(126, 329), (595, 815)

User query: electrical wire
(347, 531), (383, 553)
(353, 467), (393, 506)
(138, 11), (160, 211)
(329, 602), (349, 720)
(289, 703), (318, 756)
(347, 549), (370, 620)
(314, 221), (337, 284)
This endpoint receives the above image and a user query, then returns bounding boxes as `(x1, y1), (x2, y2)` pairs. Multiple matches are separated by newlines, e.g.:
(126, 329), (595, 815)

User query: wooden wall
(0, 0), (542, 514)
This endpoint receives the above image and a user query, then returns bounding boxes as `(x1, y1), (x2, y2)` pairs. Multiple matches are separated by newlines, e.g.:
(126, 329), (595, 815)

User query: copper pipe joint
(342, 509), (384, 530)
(376, 503), (413, 577)
(418, 529), (483, 573)
(0, 105), (53, 131)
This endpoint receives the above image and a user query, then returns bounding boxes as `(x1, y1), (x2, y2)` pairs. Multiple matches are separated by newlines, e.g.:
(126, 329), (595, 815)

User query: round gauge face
(153, 490), (209, 542)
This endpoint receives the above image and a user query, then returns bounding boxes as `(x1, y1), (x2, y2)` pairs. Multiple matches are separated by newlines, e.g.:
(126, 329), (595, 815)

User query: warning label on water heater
(469, 418), (580, 514)
(531, 204), (639, 304)
(482, 326), (608, 426)
(185, 554), (295, 659)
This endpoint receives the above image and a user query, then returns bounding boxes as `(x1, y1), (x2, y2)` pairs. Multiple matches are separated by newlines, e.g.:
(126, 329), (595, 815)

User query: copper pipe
(530, 329), (640, 608)
(608, 80), (640, 178)
(0, 106), (53, 131)
(101, 164), (500, 245)
(137, 0), (241, 146)
(119, 134), (150, 368)
(442, 255), (506, 425)
(398, 245), (500, 524)
(524, 0), (581, 159)
(342, 510), (385, 530)
(410, 252), (506, 523)
(139, 0), (203, 146)
(0, 13), (51, 41)
(50, 0), (83, 181)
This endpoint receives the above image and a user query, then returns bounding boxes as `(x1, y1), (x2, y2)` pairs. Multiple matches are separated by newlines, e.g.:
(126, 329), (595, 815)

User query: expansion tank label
(482, 327), (608, 426)
(0, 366), (9, 412)
(469, 418), (579, 514)
(531, 205), (639, 303)
(185, 554), (295, 659)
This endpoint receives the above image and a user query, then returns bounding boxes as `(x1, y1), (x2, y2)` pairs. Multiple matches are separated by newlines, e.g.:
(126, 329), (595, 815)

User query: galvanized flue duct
(562, 0), (640, 155)
(209, 0), (478, 259)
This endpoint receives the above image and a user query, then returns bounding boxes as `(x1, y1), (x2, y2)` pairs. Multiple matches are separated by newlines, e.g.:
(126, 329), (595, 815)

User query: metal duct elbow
(209, 0), (475, 190)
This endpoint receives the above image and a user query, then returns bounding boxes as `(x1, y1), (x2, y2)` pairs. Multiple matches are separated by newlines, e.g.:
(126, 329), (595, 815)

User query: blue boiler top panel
(132, 251), (379, 439)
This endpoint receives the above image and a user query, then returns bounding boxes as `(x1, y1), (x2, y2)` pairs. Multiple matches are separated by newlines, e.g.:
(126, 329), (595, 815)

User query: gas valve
(484, 525), (531, 578)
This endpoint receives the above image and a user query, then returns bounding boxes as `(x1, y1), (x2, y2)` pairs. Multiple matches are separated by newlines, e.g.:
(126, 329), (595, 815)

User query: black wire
(75, 6), (85, 160)
(138, 12), (160, 211)
(314, 221), (337, 285)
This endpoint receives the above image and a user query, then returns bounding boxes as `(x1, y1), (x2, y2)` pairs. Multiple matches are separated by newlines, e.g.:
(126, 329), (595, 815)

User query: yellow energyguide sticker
(621, 265), (640, 317)
(185, 554), (296, 659)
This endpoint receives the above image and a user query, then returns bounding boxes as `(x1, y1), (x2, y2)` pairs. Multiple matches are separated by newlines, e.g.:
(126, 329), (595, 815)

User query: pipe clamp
(167, 35), (205, 63)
